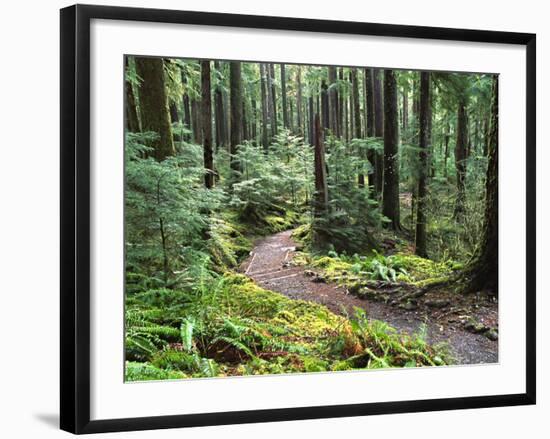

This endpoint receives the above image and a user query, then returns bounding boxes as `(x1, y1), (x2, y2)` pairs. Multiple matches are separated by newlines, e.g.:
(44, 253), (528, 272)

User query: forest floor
(241, 230), (498, 365)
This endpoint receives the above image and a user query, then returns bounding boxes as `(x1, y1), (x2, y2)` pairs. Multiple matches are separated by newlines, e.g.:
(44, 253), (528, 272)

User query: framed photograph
(60, 4), (536, 434)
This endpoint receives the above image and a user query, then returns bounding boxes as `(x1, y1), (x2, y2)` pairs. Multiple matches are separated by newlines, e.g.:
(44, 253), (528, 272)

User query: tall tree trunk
(373, 69), (384, 137)
(463, 76), (498, 294)
(328, 66), (339, 137)
(169, 101), (179, 124)
(338, 68), (345, 138)
(125, 57), (141, 133)
(373, 69), (384, 196)
(309, 96), (315, 145)
(444, 132), (450, 179)
(259, 64), (269, 151)
(349, 71), (355, 137)
(289, 100), (294, 133)
(382, 69), (400, 230)
(229, 62), (243, 178)
(251, 99), (258, 143)
(343, 86), (348, 142)
(351, 69), (364, 187)
(483, 113), (490, 156)
(402, 88), (409, 133)
(313, 113), (328, 215)
(191, 99), (202, 144)
(428, 89), (435, 178)
(321, 80), (329, 132)
(214, 61), (226, 151)
(352, 68), (362, 138)
(454, 98), (468, 218)
(281, 64), (289, 129)
(296, 66), (303, 136)
(415, 72), (430, 257)
(135, 57), (174, 161)
(269, 63), (278, 136)
(242, 99), (248, 141)
(365, 69), (376, 192)
(201, 60), (214, 189)
(362, 68), (368, 137)
(181, 67), (192, 140)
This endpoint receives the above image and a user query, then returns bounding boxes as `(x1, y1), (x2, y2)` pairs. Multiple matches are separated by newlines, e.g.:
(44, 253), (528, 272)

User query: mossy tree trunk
(382, 69), (400, 230)
(415, 72), (430, 257)
(454, 98), (468, 219)
(135, 57), (175, 161)
(124, 57), (140, 133)
(463, 76), (499, 294)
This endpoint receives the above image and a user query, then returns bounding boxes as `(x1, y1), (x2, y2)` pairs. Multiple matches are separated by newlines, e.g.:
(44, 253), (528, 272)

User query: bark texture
(201, 60), (214, 189)
(229, 62), (243, 177)
(135, 57), (175, 161)
(382, 69), (400, 230)
(454, 98), (468, 218)
(125, 57), (140, 133)
(313, 113), (328, 215)
(373, 69), (384, 195)
(415, 72), (430, 257)
(463, 76), (499, 294)
(281, 64), (289, 129)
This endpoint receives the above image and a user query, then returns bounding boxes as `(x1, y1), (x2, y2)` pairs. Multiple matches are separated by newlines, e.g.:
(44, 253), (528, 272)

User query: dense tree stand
(124, 56), (500, 382)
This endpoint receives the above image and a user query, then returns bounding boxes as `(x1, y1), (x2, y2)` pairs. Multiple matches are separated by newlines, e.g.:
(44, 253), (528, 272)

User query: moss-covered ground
(126, 273), (448, 381)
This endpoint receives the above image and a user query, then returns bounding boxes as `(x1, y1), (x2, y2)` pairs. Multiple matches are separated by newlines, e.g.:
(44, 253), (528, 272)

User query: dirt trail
(242, 230), (497, 365)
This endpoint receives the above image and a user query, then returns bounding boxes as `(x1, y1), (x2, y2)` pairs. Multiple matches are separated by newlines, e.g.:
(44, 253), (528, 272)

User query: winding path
(242, 230), (498, 365)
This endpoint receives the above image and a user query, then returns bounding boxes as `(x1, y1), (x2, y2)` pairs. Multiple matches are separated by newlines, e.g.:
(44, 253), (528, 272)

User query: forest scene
(124, 56), (499, 382)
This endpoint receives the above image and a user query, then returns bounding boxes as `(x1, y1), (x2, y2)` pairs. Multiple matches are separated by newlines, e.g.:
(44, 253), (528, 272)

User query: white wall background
(0, 0), (546, 437)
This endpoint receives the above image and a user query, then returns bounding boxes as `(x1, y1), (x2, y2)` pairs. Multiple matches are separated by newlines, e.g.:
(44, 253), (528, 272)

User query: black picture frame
(60, 4), (536, 434)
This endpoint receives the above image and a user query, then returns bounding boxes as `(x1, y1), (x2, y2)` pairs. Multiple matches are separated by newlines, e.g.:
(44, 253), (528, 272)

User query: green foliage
(339, 308), (448, 368)
(225, 131), (311, 233)
(124, 59), (493, 382)
(310, 250), (456, 286)
(125, 132), (224, 284)
(126, 272), (447, 380)
(312, 136), (383, 253)
(125, 361), (188, 381)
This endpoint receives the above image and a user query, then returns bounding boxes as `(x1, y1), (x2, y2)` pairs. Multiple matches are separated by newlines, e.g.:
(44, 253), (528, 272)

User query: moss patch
(306, 251), (457, 287)
(126, 273), (448, 381)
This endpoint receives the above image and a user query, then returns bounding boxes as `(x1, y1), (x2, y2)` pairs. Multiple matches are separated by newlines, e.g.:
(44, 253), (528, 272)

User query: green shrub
(125, 361), (187, 381)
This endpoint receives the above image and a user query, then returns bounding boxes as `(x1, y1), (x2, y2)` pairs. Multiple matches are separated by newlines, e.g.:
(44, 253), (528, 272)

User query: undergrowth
(293, 248), (461, 287)
(126, 273), (449, 381)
